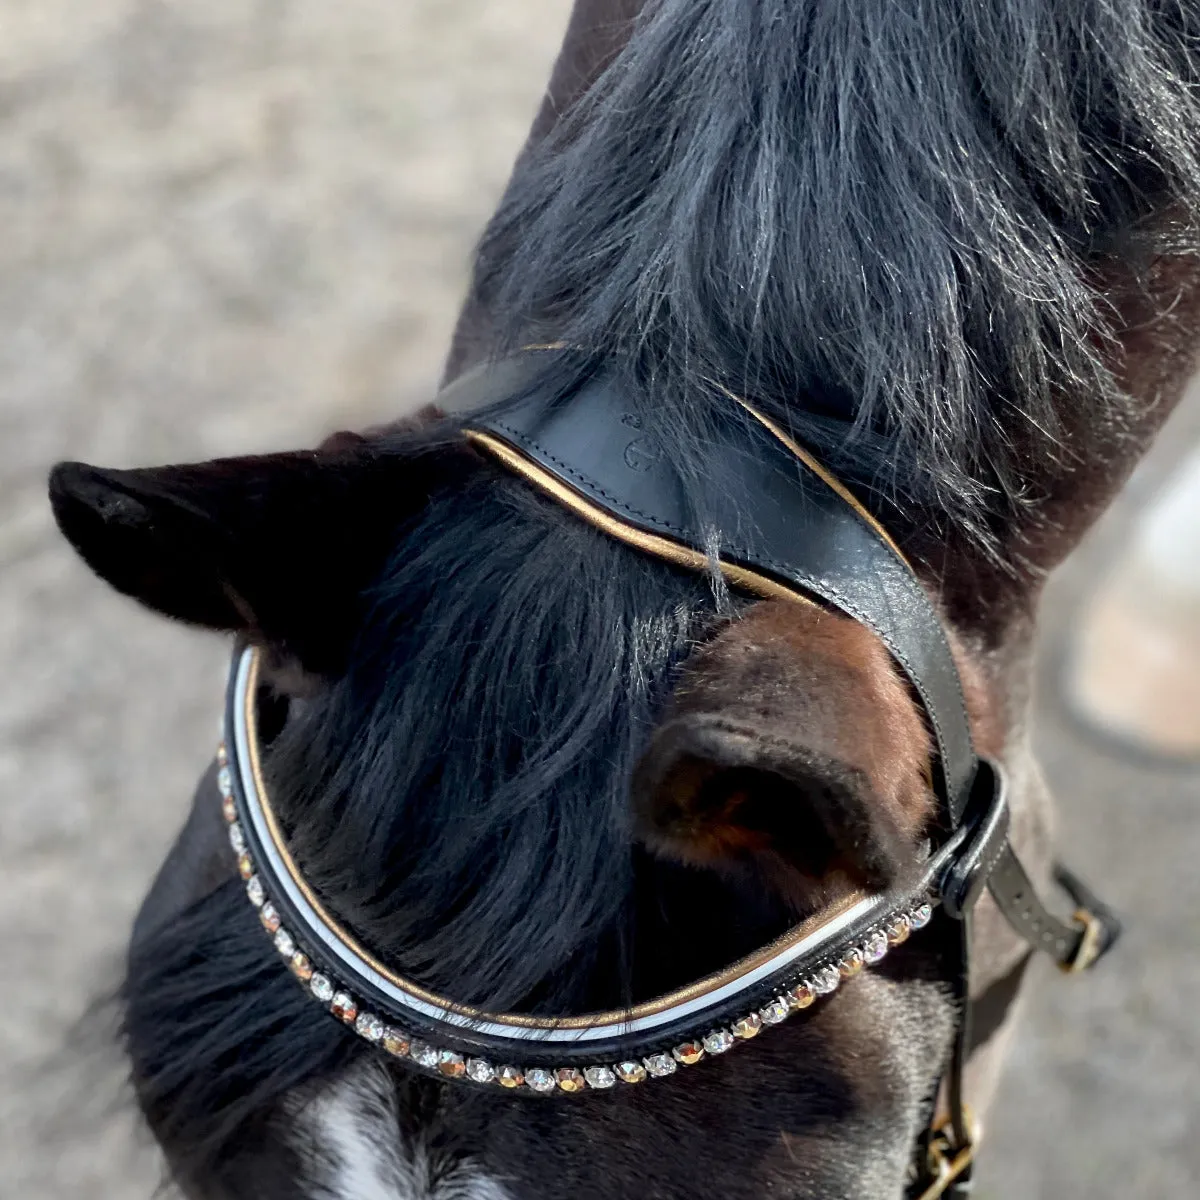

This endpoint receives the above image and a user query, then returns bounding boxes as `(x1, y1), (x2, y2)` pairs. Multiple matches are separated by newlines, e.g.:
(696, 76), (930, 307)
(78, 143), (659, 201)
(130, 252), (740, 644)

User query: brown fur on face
(634, 599), (936, 907)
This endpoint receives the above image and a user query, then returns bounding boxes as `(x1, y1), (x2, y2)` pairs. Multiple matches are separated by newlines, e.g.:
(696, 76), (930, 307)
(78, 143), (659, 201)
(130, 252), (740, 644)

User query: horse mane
(124, 0), (1200, 1187)
(469, 0), (1200, 553)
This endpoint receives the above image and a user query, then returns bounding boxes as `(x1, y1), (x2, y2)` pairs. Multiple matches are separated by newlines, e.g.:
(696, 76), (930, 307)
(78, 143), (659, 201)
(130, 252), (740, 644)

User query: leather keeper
(938, 758), (1010, 919)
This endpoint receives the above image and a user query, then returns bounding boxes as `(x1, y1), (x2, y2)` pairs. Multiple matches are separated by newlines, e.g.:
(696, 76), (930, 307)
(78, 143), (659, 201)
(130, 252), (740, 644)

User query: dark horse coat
(49, 0), (1200, 1195)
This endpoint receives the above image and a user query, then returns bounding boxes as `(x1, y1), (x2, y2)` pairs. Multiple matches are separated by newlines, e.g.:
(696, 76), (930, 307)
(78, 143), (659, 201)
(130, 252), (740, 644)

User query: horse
(46, 0), (1200, 1196)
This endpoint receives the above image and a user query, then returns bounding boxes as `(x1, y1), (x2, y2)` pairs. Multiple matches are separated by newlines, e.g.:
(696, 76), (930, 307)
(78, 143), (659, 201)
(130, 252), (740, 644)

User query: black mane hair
(124, 0), (1200, 1190)
(470, 0), (1200, 552)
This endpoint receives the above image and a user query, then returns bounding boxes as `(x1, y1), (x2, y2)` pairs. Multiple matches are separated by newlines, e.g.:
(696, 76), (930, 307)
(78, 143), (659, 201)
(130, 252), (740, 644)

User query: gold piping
(710, 383), (914, 569)
(464, 430), (822, 612)
(242, 647), (878, 1030)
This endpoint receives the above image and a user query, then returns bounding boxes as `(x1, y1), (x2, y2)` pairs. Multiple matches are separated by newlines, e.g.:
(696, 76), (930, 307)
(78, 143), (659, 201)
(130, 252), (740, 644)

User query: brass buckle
(1059, 908), (1104, 974)
(913, 1110), (978, 1200)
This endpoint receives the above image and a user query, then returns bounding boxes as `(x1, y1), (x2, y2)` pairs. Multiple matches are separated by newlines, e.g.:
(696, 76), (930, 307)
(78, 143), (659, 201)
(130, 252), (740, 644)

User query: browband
(215, 351), (1119, 1197)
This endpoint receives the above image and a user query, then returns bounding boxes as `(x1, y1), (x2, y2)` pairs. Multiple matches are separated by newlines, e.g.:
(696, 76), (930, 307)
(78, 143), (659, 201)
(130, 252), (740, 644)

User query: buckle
(1059, 907), (1106, 974)
(939, 758), (1010, 919)
(911, 1110), (978, 1200)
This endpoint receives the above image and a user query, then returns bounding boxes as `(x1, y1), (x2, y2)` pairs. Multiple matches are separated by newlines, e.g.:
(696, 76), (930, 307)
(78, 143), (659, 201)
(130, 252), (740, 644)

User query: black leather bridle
(218, 349), (1120, 1200)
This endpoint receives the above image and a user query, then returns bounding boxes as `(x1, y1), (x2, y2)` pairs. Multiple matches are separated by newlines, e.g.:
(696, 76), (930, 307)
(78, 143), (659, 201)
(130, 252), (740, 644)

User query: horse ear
(634, 603), (935, 906)
(48, 426), (466, 677)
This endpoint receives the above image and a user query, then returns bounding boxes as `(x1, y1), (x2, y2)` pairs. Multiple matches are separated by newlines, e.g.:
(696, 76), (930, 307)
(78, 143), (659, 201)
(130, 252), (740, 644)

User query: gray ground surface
(1, 3), (1197, 1197)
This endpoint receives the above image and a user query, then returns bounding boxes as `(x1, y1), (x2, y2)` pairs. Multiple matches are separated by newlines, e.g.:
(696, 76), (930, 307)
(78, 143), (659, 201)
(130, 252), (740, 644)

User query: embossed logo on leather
(620, 412), (662, 472)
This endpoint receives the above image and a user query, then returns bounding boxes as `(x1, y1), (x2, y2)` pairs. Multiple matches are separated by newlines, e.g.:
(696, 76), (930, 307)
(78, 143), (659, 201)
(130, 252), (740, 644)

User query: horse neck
(449, 0), (1200, 651)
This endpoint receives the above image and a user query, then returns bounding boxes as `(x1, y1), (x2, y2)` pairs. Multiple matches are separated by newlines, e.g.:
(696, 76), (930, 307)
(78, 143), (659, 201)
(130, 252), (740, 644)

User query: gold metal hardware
(913, 1108), (978, 1200)
(1059, 907), (1105, 974)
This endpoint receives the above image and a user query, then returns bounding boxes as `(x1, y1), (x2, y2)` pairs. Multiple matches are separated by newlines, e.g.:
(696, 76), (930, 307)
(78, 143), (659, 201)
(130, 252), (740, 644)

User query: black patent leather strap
(467, 363), (978, 824)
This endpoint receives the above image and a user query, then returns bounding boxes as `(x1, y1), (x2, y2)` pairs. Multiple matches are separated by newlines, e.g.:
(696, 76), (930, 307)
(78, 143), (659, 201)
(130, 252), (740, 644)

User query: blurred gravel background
(1, 2), (1197, 1197)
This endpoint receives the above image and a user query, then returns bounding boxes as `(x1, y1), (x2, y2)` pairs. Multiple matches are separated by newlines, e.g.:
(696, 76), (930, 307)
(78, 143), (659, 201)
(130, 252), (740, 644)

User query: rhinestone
(526, 1068), (556, 1093)
(217, 766), (233, 798)
(910, 902), (933, 930)
(840, 949), (865, 978)
(703, 1029), (735, 1055)
(555, 1068), (587, 1092)
(733, 1013), (763, 1038)
(410, 1041), (440, 1069)
(382, 1028), (410, 1057)
(496, 1065), (525, 1088)
(237, 852), (254, 881)
(310, 974), (334, 1002)
(864, 932), (889, 965)
(887, 916), (912, 945)
(244, 875), (265, 907)
(760, 997), (790, 1025)
(289, 953), (313, 982)
(216, 743), (228, 767)
(644, 1053), (677, 1078)
(615, 1060), (647, 1083)
(331, 992), (358, 1024)
(355, 1013), (384, 1042)
(221, 794), (236, 824)
(812, 965), (841, 995)
(786, 983), (815, 1011)
(672, 1041), (704, 1065)
(584, 1065), (616, 1089)
(466, 1058), (495, 1084)
(437, 1051), (466, 1078)
(229, 823), (246, 855)
(274, 928), (295, 957)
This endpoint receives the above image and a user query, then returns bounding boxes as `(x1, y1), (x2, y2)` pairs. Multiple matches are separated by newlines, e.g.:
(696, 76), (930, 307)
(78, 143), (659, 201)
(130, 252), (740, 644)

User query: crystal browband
(222, 644), (951, 1094)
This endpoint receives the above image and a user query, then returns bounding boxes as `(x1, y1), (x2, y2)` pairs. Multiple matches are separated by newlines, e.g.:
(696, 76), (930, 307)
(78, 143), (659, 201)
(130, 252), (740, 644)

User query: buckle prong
(1059, 907), (1104, 974)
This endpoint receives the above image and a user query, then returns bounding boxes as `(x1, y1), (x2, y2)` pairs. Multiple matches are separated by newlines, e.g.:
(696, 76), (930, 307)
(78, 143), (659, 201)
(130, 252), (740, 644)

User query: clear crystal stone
(526, 1068), (556, 1092)
(864, 932), (889, 964)
(310, 973), (334, 1002)
(217, 766), (232, 798)
(331, 993), (357, 1023)
(410, 1041), (440, 1069)
(259, 903), (281, 932)
(910, 902), (933, 929)
(228, 823), (246, 855)
(355, 1013), (384, 1041)
(703, 1029), (735, 1055)
(584, 1066), (616, 1089)
(245, 875), (265, 907)
(812, 965), (841, 995)
(643, 1053), (677, 1078)
(615, 1060), (647, 1083)
(760, 997), (790, 1025)
(466, 1058), (495, 1084)
(274, 929), (295, 957)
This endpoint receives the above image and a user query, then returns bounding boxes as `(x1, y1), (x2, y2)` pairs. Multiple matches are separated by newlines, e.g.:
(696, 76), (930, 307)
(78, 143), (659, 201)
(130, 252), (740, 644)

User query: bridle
(216, 349), (1120, 1199)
